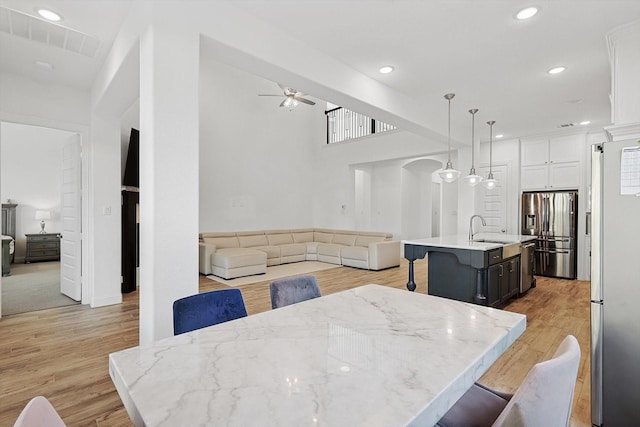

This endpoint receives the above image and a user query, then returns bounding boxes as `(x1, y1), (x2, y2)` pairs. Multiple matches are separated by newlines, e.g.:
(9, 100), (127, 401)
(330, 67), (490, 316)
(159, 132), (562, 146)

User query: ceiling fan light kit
(258, 83), (316, 110)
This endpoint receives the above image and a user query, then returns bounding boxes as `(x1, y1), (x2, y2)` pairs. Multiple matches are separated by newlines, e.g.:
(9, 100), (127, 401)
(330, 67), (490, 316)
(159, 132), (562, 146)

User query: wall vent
(0, 6), (101, 58)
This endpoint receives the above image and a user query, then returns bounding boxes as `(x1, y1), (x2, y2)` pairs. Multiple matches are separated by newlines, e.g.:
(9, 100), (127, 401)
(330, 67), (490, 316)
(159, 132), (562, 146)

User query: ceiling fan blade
(294, 95), (316, 106)
(279, 98), (289, 107)
(277, 83), (295, 96)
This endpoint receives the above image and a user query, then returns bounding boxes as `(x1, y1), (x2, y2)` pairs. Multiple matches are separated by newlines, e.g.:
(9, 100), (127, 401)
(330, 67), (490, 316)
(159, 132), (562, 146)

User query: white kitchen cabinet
(521, 135), (582, 190)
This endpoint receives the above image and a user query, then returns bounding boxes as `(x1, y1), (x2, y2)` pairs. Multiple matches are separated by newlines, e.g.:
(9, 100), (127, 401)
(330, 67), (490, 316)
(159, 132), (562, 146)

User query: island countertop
(403, 233), (536, 251)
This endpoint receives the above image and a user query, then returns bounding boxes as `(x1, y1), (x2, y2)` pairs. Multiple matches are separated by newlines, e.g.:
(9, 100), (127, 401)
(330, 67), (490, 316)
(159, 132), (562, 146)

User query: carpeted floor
(207, 261), (342, 286)
(1, 261), (78, 316)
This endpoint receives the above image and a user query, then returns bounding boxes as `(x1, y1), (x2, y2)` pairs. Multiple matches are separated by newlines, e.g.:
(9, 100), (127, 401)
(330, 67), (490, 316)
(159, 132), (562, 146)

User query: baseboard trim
(91, 294), (123, 308)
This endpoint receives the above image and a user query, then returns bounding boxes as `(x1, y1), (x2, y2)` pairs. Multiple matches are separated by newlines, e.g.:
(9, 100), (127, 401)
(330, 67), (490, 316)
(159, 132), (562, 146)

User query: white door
(60, 136), (82, 301)
(476, 164), (508, 234)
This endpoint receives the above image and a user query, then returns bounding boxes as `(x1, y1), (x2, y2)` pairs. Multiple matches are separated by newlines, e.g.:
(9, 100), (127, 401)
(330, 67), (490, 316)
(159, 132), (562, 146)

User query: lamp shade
(35, 210), (51, 220)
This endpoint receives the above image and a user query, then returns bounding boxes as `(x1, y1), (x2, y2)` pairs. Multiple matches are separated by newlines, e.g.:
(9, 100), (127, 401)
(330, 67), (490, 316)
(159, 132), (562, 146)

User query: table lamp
(35, 210), (51, 234)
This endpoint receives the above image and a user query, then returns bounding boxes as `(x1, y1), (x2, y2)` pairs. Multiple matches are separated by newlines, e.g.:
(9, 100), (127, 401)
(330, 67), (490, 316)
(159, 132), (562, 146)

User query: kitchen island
(403, 234), (536, 307)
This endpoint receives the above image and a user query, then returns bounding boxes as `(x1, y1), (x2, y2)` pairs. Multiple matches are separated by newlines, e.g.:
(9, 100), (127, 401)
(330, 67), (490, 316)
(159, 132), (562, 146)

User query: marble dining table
(109, 284), (526, 427)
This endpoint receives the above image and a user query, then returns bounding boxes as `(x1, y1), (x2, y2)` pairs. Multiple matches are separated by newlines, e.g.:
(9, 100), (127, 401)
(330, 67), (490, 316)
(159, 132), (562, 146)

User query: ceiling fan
(258, 84), (316, 109)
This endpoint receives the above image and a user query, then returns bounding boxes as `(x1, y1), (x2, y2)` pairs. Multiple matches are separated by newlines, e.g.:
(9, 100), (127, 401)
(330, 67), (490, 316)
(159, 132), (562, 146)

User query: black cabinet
(487, 256), (520, 307)
(419, 246), (521, 308)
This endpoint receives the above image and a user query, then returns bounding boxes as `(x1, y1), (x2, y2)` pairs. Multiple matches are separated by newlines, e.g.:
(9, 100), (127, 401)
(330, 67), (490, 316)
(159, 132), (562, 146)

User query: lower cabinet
(426, 250), (521, 307)
(487, 256), (520, 307)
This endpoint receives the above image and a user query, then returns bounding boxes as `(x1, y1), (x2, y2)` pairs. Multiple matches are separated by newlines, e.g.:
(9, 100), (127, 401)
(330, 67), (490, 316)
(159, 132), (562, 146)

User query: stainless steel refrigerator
(591, 141), (640, 427)
(521, 190), (578, 279)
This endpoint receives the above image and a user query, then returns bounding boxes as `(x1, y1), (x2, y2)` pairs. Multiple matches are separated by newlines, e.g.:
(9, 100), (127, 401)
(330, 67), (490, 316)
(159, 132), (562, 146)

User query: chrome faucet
(469, 214), (487, 241)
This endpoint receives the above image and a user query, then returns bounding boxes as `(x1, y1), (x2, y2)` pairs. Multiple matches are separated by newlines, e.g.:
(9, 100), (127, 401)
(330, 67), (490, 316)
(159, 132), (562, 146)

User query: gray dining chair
(13, 396), (66, 427)
(269, 275), (321, 309)
(173, 288), (247, 335)
(436, 334), (581, 427)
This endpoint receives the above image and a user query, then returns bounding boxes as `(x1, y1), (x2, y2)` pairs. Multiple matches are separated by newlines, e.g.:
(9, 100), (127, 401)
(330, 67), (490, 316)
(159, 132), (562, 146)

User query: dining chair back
(173, 288), (247, 335)
(436, 335), (581, 427)
(493, 334), (581, 426)
(13, 396), (66, 427)
(269, 275), (321, 309)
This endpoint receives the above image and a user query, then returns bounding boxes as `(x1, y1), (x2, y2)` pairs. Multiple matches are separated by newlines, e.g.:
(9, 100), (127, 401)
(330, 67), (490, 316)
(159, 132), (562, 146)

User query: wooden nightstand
(25, 233), (61, 263)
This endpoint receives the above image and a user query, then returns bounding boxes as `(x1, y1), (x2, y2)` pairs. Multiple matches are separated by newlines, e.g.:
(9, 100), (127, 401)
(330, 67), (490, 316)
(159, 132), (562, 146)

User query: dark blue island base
(405, 243), (520, 308)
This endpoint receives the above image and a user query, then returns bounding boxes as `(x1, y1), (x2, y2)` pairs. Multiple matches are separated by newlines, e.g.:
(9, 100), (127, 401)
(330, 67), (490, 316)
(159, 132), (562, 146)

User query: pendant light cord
(469, 109), (478, 174)
(488, 120), (495, 176)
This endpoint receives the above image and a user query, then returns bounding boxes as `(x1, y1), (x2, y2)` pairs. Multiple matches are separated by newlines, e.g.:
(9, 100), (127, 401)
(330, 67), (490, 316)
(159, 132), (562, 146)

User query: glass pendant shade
(439, 161), (461, 183)
(483, 173), (497, 189)
(464, 172), (483, 186)
(465, 108), (482, 187)
(482, 120), (498, 190)
(439, 93), (460, 183)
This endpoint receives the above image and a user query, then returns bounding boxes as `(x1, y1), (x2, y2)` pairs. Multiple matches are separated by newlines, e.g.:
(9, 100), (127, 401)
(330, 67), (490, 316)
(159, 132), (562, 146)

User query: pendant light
(483, 120), (498, 190)
(438, 93), (461, 183)
(464, 108), (482, 186)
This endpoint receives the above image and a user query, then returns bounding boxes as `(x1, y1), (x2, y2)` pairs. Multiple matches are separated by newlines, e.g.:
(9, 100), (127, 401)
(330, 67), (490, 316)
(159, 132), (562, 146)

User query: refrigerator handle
(543, 195), (549, 234)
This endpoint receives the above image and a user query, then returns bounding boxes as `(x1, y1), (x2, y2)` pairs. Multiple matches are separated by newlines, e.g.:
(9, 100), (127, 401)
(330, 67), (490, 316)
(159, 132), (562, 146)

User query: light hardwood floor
(0, 260), (590, 426)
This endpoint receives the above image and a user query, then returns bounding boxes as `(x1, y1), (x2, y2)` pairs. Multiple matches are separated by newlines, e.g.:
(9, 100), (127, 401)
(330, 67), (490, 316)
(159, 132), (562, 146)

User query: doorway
(0, 122), (81, 316)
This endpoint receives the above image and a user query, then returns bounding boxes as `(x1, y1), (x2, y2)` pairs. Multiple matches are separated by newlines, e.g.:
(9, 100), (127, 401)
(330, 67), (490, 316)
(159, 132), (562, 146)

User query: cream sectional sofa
(199, 228), (400, 279)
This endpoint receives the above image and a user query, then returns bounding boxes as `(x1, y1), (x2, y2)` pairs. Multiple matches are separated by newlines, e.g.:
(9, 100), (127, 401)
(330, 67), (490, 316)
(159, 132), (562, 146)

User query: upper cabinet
(521, 135), (583, 190)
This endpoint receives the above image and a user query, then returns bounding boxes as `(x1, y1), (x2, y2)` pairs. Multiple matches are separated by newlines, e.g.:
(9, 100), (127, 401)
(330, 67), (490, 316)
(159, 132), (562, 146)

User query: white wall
(0, 73), (91, 127)
(311, 130), (447, 237)
(0, 123), (74, 260)
(199, 56), (324, 231)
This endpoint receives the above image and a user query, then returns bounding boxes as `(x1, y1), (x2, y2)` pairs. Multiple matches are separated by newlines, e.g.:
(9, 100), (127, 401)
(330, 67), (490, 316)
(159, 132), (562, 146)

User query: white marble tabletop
(109, 284), (526, 427)
(403, 233), (536, 251)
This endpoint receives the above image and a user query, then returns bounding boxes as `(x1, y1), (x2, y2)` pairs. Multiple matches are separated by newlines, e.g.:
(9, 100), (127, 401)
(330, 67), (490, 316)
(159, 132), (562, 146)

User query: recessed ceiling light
(515, 7), (539, 20)
(35, 60), (54, 71)
(37, 8), (62, 22)
(548, 66), (566, 75)
(379, 66), (394, 74)
(495, 134), (504, 139)
(579, 120), (591, 125)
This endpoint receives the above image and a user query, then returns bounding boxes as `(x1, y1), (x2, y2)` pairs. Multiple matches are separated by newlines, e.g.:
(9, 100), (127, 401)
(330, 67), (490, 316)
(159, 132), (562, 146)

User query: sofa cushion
(280, 243), (306, 257)
(238, 234), (268, 247)
(317, 243), (344, 257)
(355, 235), (385, 247)
(341, 245), (369, 261)
(253, 245), (281, 260)
(314, 231), (334, 243)
(203, 236), (239, 248)
(267, 233), (294, 246)
(212, 248), (266, 268)
(332, 233), (357, 246)
(292, 231), (314, 243)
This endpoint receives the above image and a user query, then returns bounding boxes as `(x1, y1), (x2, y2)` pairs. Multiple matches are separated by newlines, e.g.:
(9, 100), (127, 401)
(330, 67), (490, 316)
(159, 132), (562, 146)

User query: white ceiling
(1, 0), (640, 143)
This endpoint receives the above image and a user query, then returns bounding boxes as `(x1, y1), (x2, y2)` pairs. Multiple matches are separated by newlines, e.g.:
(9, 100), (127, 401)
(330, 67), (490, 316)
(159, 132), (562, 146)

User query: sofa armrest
(199, 242), (217, 275)
(368, 240), (401, 270)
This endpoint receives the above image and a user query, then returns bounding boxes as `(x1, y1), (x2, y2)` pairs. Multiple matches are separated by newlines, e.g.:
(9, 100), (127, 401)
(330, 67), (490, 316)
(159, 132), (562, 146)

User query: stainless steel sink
(503, 242), (521, 258)
(473, 239), (521, 258)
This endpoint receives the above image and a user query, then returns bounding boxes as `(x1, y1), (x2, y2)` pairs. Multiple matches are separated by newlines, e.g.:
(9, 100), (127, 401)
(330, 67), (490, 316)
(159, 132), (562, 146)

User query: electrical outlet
(103, 206), (111, 216)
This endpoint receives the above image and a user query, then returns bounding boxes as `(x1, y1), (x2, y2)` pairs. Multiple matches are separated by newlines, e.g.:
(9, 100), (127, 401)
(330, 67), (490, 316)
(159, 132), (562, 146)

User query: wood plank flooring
(0, 260), (590, 426)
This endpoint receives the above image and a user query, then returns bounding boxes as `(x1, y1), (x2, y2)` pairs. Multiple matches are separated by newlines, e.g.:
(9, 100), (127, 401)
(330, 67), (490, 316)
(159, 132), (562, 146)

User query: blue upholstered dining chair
(173, 288), (247, 335)
(269, 275), (321, 309)
(435, 335), (581, 427)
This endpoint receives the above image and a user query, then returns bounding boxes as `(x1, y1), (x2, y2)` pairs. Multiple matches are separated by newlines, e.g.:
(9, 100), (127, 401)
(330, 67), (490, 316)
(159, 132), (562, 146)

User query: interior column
(139, 23), (199, 344)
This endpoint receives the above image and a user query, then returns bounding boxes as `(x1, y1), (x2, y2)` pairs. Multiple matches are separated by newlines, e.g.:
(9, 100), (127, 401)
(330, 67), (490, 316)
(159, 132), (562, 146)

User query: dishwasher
(520, 241), (536, 294)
